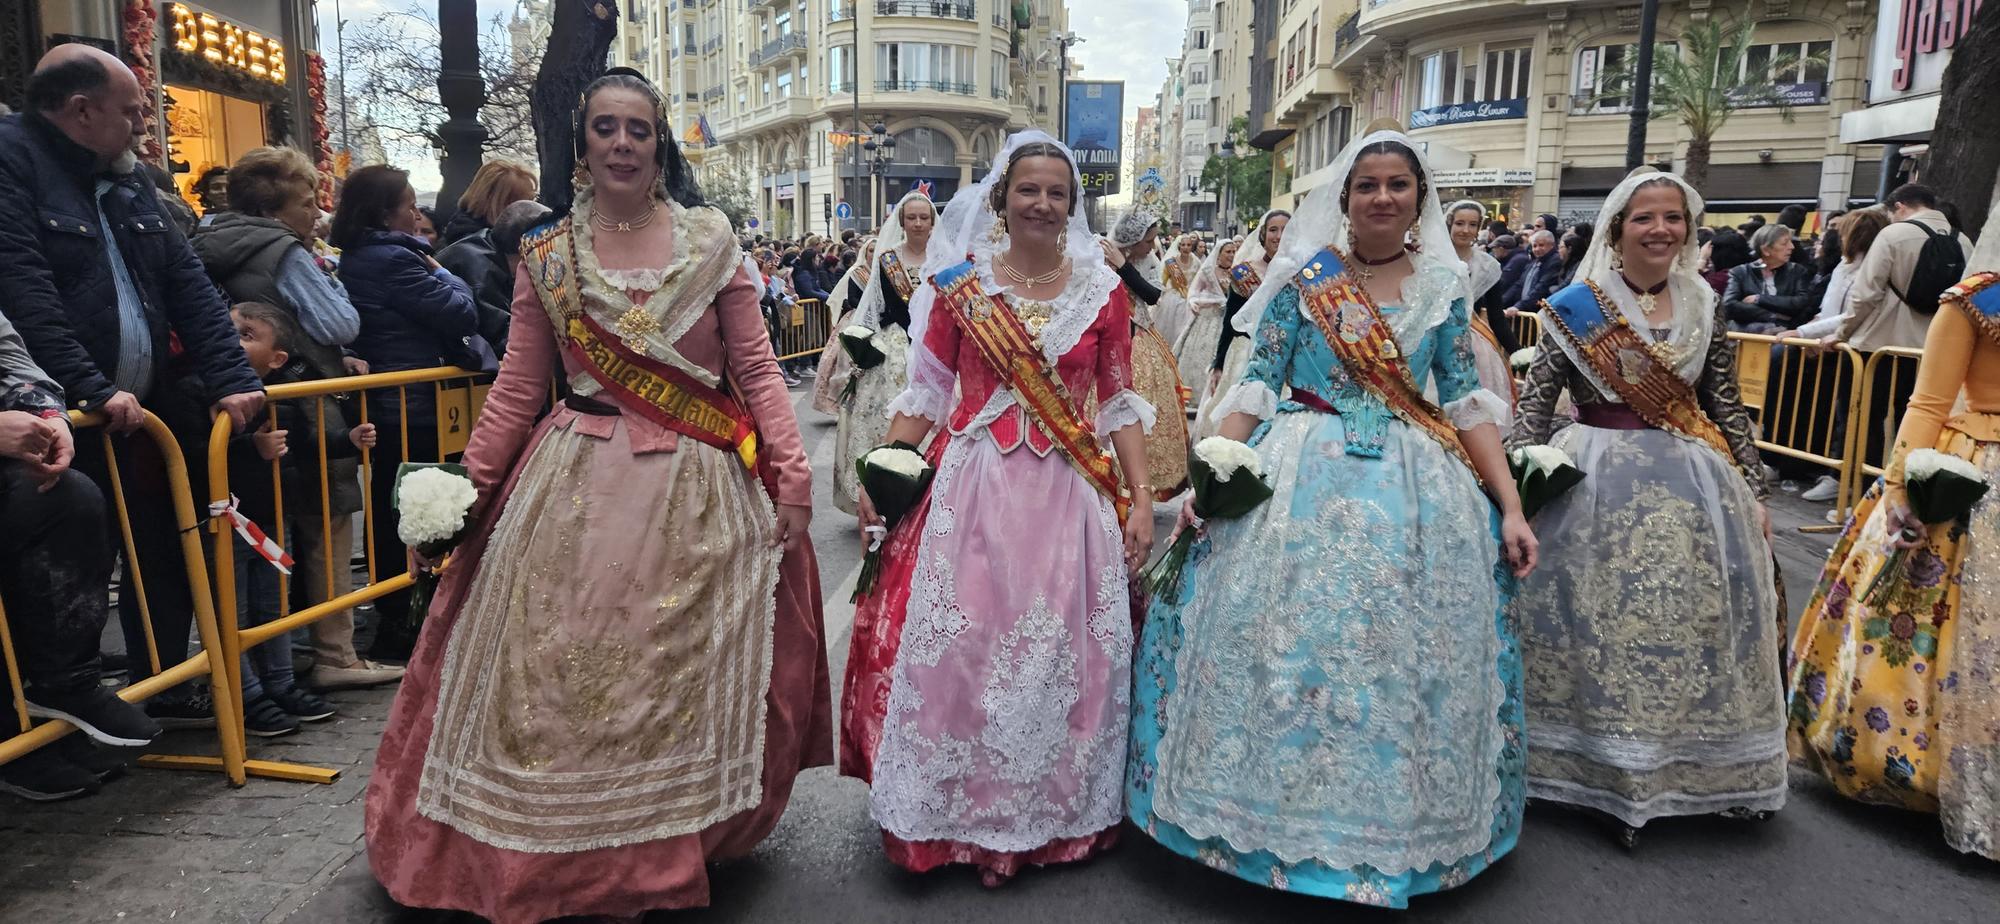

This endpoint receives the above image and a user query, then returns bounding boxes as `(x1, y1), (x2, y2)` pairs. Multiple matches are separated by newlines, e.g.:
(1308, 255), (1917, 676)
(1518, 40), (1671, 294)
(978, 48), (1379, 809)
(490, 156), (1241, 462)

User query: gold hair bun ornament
(1361, 117), (1407, 135)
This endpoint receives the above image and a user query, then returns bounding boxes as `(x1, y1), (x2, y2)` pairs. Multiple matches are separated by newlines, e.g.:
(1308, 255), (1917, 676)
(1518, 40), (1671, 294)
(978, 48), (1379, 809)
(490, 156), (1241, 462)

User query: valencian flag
(683, 115), (719, 148)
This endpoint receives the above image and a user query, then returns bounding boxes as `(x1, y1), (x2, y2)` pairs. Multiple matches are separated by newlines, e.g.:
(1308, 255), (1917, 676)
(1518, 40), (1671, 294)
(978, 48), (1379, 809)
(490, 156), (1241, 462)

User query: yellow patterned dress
(1789, 273), (2000, 860)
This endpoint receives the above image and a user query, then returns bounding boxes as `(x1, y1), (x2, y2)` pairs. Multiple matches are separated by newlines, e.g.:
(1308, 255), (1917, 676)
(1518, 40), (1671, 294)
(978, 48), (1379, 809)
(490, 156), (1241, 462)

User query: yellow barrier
(772, 297), (831, 361)
(1853, 347), (1928, 486)
(1510, 311), (1543, 351)
(1727, 333), (1869, 523)
(0, 411), (248, 785)
(202, 366), (488, 784)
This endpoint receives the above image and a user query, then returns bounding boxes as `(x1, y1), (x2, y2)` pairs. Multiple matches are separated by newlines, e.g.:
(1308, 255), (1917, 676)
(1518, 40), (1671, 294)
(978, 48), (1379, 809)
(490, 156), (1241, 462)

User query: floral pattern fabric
(1126, 270), (1524, 907)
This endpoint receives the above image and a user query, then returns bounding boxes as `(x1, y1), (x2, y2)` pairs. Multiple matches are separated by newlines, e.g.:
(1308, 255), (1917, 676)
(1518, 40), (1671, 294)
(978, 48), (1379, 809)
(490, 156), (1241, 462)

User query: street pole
(853, 89), (864, 231)
(1624, 0), (1660, 171)
(336, 2), (349, 160)
(434, 0), (488, 227)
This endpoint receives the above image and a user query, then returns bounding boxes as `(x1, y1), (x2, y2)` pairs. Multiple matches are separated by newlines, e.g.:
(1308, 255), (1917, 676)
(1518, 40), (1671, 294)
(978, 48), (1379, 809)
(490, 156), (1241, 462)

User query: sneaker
(1802, 474), (1840, 502)
(242, 696), (301, 738)
(0, 749), (101, 802)
(25, 686), (162, 747)
(144, 690), (217, 731)
(56, 735), (132, 783)
(309, 660), (406, 691)
(268, 688), (337, 722)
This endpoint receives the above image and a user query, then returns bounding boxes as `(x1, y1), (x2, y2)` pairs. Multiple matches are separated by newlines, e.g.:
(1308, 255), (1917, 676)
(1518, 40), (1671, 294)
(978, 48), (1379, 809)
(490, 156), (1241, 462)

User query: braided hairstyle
(568, 67), (705, 212)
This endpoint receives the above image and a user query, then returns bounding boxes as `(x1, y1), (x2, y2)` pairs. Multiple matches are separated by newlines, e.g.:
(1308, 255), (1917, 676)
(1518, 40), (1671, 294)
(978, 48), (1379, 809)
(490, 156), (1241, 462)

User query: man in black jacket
(0, 45), (264, 726)
(1483, 234), (1532, 352)
(1511, 230), (1564, 313)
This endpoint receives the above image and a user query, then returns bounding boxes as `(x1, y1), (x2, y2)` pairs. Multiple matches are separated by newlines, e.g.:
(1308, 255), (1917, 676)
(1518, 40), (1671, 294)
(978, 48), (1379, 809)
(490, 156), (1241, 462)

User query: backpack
(1889, 219), (1967, 316)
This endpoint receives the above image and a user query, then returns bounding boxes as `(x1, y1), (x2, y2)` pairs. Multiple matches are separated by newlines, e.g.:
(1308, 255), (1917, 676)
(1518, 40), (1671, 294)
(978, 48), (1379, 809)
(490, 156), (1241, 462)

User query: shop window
(165, 85), (266, 199)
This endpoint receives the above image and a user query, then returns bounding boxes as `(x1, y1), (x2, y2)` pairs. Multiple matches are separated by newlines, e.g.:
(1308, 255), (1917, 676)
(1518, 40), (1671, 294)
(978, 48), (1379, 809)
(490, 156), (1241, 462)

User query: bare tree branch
(343, 9), (541, 166)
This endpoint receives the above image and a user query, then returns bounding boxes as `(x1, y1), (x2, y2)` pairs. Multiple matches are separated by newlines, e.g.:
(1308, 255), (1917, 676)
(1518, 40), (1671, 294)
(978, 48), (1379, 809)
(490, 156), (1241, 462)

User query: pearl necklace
(592, 203), (659, 233)
(998, 254), (1069, 287)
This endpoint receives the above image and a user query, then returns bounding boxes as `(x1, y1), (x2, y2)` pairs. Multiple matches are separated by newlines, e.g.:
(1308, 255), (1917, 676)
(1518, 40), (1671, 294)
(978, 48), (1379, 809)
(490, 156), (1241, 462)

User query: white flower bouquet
(1508, 445), (1585, 521)
(1140, 436), (1275, 598)
(837, 325), (887, 403)
(1864, 448), (1990, 606)
(853, 443), (935, 600)
(1509, 347), (1539, 374)
(393, 462), (477, 627)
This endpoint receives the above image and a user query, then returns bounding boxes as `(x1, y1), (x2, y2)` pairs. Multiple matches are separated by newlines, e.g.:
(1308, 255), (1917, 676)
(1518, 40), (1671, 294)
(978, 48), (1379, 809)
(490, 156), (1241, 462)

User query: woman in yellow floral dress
(1788, 183), (2000, 860)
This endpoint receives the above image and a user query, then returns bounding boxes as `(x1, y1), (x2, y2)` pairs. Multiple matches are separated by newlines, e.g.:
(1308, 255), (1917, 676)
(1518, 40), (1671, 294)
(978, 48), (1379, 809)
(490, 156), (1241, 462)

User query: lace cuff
(885, 383), (950, 424)
(1444, 389), (1511, 431)
(1214, 380), (1279, 421)
(1095, 389), (1157, 437)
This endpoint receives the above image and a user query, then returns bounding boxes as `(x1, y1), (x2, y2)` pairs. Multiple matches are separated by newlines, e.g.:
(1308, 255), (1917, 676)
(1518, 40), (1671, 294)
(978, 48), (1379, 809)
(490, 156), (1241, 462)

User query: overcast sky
(314, 0), (1186, 193)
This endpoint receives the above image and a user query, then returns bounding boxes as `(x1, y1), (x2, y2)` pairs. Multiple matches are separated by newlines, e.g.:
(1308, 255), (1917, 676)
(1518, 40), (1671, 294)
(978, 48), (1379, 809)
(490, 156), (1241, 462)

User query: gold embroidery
(615, 303), (662, 344)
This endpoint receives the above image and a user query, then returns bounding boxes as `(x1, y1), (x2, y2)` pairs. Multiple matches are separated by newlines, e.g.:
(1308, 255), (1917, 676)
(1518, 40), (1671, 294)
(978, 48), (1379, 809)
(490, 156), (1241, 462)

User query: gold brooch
(616, 305), (661, 344)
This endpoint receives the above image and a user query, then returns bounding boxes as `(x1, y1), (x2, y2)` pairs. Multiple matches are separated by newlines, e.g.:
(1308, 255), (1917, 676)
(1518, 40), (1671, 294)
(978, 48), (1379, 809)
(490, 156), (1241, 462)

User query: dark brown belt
(564, 394), (620, 416)
(1576, 403), (1656, 430)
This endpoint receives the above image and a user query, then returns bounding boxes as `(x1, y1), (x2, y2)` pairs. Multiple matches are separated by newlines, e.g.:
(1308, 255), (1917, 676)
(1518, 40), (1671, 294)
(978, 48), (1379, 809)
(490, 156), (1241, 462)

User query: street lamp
(862, 121), (895, 229)
(1054, 32), (1084, 134)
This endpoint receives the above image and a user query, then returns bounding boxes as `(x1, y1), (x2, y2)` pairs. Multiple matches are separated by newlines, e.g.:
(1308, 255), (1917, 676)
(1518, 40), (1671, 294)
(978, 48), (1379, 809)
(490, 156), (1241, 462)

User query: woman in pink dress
(362, 69), (832, 923)
(846, 131), (1155, 886)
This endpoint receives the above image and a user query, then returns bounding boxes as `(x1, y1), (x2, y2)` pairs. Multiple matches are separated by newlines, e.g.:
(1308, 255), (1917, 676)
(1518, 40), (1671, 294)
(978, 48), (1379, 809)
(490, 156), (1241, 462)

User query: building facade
(609, 0), (1071, 237)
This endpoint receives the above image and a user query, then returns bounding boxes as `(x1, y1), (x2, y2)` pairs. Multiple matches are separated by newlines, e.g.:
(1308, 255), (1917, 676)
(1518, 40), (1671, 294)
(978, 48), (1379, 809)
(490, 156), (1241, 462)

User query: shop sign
(1870, 0), (1983, 102)
(1409, 98), (1528, 129)
(1730, 82), (1829, 107)
(169, 3), (286, 84)
(1433, 167), (1536, 187)
(776, 183), (795, 200)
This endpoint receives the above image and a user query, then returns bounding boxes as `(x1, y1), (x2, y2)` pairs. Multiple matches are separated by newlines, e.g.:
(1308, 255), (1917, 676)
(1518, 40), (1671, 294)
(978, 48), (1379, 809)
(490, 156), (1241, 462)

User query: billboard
(1065, 80), (1123, 197)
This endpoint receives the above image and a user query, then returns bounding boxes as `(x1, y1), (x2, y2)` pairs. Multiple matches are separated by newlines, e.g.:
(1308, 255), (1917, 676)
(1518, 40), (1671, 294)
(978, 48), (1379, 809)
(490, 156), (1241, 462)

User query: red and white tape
(209, 496), (294, 575)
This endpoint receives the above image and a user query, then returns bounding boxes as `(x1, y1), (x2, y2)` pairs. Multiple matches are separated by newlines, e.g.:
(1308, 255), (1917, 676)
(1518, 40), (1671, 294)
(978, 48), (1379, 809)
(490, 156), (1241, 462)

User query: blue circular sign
(835, 202), (853, 220)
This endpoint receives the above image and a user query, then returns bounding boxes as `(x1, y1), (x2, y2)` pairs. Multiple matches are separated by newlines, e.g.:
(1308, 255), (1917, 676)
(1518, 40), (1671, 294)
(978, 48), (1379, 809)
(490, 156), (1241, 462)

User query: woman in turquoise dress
(1127, 125), (1538, 907)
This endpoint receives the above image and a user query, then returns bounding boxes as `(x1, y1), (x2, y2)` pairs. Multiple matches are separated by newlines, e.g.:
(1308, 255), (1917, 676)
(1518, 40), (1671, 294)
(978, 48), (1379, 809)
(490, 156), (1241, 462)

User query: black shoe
(55, 735), (132, 783)
(25, 685), (162, 747)
(243, 696), (300, 738)
(144, 689), (217, 731)
(0, 749), (101, 802)
(268, 688), (336, 722)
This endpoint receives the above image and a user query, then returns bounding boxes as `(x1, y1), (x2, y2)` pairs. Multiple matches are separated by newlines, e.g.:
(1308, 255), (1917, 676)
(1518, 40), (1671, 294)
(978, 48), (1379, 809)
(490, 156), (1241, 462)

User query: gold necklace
(592, 202), (658, 233)
(997, 254), (1069, 287)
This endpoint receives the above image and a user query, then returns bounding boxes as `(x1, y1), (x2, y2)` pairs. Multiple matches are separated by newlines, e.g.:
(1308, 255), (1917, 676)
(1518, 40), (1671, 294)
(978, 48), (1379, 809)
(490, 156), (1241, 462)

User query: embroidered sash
(1165, 260), (1190, 297)
(1946, 272), (2000, 347)
(519, 219), (760, 469)
(1229, 263), (1263, 299)
(931, 260), (1131, 522)
(1542, 280), (1732, 459)
(1293, 248), (1480, 479)
(881, 249), (918, 303)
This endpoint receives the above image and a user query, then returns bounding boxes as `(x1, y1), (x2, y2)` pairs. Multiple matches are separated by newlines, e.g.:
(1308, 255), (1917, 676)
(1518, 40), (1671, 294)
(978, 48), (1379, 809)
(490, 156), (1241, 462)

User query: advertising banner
(1066, 80), (1124, 197)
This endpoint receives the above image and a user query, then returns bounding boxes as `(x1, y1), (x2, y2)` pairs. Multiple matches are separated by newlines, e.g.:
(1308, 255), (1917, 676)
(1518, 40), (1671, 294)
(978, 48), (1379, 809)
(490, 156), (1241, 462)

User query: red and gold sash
(1543, 280), (1733, 458)
(881, 248), (918, 303)
(1229, 263), (1263, 299)
(519, 218), (760, 469)
(1293, 248), (1480, 480)
(1165, 260), (1190, 297)
(931, 260), (1131, 522)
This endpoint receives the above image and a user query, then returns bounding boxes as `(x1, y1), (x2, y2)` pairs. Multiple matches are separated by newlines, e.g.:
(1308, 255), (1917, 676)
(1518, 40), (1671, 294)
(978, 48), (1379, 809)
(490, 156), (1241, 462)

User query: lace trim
(597, 264), (675, 291)
(1383, 254), (1463, 353)
(1443, 389), (1510, 432)
(966, 240), (1121, 364)
(885, 381), (953, 424)
(1528, 722), (1787, 771)
(1095, 389), (1156, 437)
(1213, 380), (1279, 422)
(1525, 778), (1787, 829)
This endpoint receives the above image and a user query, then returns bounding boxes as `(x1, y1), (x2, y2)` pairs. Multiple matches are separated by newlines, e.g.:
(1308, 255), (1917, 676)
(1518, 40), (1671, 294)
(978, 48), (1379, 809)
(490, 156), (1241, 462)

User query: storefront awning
(1839, 96), (1939, 145)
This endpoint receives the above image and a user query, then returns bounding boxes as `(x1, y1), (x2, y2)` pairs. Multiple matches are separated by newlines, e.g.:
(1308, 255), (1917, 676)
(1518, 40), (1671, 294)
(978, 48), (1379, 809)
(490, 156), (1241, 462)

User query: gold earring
(1058, 226), (1069, 250)
(1610, 247), (1626, 271)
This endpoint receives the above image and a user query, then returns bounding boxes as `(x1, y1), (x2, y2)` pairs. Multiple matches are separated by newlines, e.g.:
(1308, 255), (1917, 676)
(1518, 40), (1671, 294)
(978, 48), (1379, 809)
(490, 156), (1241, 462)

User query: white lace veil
(1446, 199), (1503, 299)
(824, 236), (875, 319)
(857, 190), (937, 329)
(1234, 127), (1465, 335)
(1188, 236), (1236, 309)
(1111, 204), (1162, 248)
(1233, 209), (1286, 274)
(1554, 167), (1714, 388)
(902, 129), (1115, 408)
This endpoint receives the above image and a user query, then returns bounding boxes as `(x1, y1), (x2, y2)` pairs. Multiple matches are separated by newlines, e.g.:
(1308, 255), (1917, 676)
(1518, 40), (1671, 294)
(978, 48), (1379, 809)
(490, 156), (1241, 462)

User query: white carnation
(1906, 448), (1983, 483)
(841, 324), (876, 340)
(863, 446), (928, 478)
(1509, 347), (1538, 369)
(1193, 436), (1262, 481)
(396, 468), (478, 546)
(1511, 444), (1574, 474)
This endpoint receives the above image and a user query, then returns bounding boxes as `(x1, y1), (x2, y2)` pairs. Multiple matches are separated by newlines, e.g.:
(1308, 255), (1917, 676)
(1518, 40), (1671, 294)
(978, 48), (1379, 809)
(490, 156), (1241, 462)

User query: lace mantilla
(966, 240), (1122, 365)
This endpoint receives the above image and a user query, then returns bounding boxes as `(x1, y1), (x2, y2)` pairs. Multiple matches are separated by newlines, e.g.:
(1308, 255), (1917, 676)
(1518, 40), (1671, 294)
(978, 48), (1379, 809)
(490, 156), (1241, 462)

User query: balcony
(1276, 62), (1342, 126)
(702, 37), (722, 55)
(877, 78), (976, 96)
(833, 7), (857, 23)
(740, 96), (817, 131)
(875, 0), (976, 19)
(750, 32), (808, 66)
(702, 85), (725, 102)
(683, 41), (697, 56)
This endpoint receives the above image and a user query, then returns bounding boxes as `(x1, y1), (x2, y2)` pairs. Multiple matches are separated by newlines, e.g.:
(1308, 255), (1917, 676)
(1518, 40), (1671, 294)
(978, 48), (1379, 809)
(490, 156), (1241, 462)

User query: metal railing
(1729, 333), (1869, 522)
(772, 297), (834, 361)
(876, 78), (976, 95)
(876, 0), (976, 19)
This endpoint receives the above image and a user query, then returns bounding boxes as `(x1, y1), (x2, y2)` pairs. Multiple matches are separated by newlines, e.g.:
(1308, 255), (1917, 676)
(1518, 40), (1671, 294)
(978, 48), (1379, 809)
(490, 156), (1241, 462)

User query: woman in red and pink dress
(842, 130), (1156, 886)
(362, 70), (831, 923)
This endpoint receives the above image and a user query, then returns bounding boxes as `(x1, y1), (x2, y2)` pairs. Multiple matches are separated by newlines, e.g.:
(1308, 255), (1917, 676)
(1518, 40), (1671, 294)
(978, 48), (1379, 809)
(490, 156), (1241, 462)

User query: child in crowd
(229, 302), (377, 737)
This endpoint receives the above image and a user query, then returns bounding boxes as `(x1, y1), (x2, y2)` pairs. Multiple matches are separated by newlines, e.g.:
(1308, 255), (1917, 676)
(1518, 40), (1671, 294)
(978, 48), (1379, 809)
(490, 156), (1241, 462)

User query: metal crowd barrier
(1727, 333), (1869, 523)
(202, 366), (489, 784)
(772, 297), (831, 361)
(0, 410), (248, 784)
(1852, 346), (1928, 488)
(1510, 311), (1543, 351)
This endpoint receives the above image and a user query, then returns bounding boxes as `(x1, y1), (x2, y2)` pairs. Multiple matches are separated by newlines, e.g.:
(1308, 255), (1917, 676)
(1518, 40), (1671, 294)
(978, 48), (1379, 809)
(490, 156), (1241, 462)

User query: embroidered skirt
(831, 325), (910, 515)
(1514, 423), (1786, 827)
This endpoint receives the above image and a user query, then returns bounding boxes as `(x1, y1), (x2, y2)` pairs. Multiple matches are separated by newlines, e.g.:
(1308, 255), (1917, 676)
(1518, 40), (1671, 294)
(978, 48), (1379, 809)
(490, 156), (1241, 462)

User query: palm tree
(1598, 11), (1826, 195)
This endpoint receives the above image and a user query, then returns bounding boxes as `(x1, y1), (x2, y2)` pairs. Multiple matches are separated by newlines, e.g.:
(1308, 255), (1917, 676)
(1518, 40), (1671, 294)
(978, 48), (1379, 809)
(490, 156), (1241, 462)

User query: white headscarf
(1552, 167), (1714, 390)
(1446, 199), (1503, 300)
(902, 129), (1119, 407)
(1233, 209), (1288, 275)
(1234, 127), (1465, 336)
(1188, 236), (1237, 309)
(1111, 204), (1163, 248)
(823, 236), (875, 319)
(856, 190), (938, 329)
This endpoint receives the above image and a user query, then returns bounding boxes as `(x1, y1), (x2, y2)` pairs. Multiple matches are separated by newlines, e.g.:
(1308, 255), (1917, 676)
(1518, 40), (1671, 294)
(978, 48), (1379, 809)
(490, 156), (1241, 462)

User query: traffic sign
(835, 201), (853, 220)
